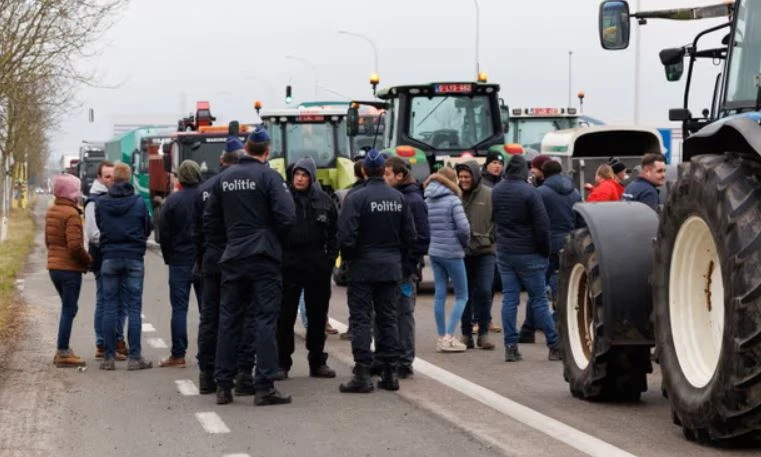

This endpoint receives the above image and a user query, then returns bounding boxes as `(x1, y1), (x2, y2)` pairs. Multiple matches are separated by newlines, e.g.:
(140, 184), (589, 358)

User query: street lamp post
(338, 30), (379, 75)
(286, 55), (319, 99)
(472, 0), (481, 77)
(568, 50), (573, 108)
(634, 0), (642, 124)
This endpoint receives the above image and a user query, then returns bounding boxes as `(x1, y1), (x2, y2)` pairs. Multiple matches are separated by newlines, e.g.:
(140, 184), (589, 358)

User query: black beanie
(504, 155), (529, 181)
(484, 151), (504, 167)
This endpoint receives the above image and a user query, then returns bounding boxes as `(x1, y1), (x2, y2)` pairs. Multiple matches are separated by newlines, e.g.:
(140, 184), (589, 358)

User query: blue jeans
(498, 252), (558, 348)
(522, 251), (560, 333)
(298, 291), (307, 328)
(50, 270), (83, 350)
(462, 254), (496, 336)
(94, 272), (126, 346)
(102, 258), (145, 359)
(430, 256), (468, 336)
(168, 264), (202, 358)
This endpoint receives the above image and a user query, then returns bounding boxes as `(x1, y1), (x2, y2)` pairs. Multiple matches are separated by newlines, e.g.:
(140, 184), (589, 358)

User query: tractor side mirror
(659, 48), (686, 82)
(599, 1), (631, 50)
(346, 107), (360, 137)
(499, 102), (510, 134)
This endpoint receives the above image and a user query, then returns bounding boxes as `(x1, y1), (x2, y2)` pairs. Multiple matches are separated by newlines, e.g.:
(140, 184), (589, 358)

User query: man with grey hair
(158, 159), (204, 368)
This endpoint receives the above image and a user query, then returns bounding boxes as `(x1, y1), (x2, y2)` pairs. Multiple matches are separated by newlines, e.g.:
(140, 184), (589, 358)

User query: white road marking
(194, 412), (230, 434)
(147, 338), (168, 349)
(327, 317), (635, 457)
(141, 313), (146, 319)
(175, 379), (199, 396)
(141, 323), (156, 332)
(224, 454), (251, 457)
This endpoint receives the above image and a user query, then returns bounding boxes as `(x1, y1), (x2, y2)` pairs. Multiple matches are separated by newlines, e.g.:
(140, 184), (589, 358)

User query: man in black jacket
(492, 155), (560, 363)
(158, 160), (203, 368)
(194, 138), (253, 395)
(277, 157), (338, 379)
(338, 150), (417, 393)
(205, 127), (295, 406)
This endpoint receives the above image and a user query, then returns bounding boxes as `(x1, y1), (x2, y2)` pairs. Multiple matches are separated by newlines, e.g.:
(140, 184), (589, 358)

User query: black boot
(254, 388), (292, 406)
(369, 359), (383, 377)
(340, 363), (374, 393)
(216, 387), (233, 405)
(377, 364), (399, 391)
(199, 371), (217, 395)
(309, 353), (336, 378)
(234, 372), (256, 396)
(273, 368), (289, 381)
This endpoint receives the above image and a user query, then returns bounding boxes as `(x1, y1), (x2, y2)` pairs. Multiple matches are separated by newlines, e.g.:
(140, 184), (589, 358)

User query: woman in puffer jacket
(46, 173), (92, 367)
(586, 164), (624, 202)
(424, 167), (470, 353)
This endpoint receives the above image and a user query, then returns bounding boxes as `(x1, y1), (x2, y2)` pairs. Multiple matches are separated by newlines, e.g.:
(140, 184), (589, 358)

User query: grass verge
(0, 207), (36, 342)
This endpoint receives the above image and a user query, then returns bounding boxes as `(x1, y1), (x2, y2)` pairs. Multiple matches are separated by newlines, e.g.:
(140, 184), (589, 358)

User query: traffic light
(285, 85), (292, 104)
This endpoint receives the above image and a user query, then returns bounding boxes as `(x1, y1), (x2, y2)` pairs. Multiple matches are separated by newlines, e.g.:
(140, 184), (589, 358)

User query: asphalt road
(1, 197), (759, 457)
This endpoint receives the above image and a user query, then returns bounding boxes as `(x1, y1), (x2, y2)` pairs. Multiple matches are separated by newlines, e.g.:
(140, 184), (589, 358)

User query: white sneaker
(447, 336), (467, 352)
(436, 337), (448, 353)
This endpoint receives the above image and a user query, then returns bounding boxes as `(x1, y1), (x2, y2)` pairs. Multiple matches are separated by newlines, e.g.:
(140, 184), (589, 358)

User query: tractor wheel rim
(670, 216), (724, 389)
(568, 263), (593, 370)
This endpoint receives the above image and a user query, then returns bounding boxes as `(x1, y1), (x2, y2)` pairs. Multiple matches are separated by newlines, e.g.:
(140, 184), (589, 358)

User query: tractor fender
(572, 202), (659, 345)
(683, 117), (761, 162)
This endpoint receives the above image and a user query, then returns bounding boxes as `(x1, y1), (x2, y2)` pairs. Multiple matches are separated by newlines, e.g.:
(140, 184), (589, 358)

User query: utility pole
(568, 50), (573, 108)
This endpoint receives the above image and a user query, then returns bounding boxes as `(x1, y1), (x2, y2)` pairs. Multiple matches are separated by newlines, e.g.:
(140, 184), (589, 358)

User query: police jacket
(159, 184), (201, 266)
(95, 182), (151, 260)
(623, 177), (659, 211)
(204, 156), (295, 265)
(194, 165), (231, 275)
(282, 158), (339, 274)
(337, 177), (417, 283)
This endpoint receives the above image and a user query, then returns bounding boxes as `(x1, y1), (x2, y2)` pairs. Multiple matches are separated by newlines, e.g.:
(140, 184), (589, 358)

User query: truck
(508, 106), (584, 152)
(77, 141), (106, 196)
(346, 80), (511, 182)
(556, 0), (761, 444)
(260, 107), (355, 204)
(59, 154), (79, 175)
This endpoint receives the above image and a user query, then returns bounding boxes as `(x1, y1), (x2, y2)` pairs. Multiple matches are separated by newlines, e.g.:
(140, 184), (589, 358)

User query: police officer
(337, 149), (417, 393)
(194, 137), (255, 395)
(277, 157), (338, 379)
(205, 127), (295, 405)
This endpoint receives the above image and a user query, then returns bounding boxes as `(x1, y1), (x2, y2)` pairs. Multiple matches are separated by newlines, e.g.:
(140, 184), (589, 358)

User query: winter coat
(457, 161), (495, 257)
(45, 198), (92, 272)
(492, 156), (551, 258)
(537, 174), (583, 254)
(396, 176), (430, 277)
(84, 179), (108, 246)
(159, 183), (202, 266)
(587, 179), (624, 202)
(623, 177), (659, 211)
(424, 174), (470, 259)
(95, 182), (152, 261)
(283, 157), (339, 275)
(480, 170), (501, 188)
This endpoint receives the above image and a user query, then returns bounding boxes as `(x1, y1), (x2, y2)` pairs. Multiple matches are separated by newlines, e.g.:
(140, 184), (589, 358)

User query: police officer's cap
(225, 136), (244, 152)
(248, 126), (271, 144)
(364, 149), (385, 168)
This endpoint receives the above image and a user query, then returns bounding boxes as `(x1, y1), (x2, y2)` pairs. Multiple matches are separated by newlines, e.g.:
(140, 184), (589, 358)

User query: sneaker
(159, 356), (186, 368)
(100, 357), (116, 371)
(548, 346), (563, 361)
(254, 389), (292, 406)
(448, 336), (467, 352)
(488, 322), (502, 333)
(436, 337), (448, 353)
(461, 335), (475, 349)
(53, 350), (86, 368)
(127, 357), (153, 370)
(477, 334), (495, 350)
(504, 344), (522, 362)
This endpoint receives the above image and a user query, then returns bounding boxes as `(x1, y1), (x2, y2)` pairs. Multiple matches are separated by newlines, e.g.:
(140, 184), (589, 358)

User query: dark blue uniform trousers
(348, 281), (401, 366)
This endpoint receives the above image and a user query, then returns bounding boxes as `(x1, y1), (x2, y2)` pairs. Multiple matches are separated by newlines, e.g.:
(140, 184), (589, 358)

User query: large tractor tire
(653, 153), (761, 444)
(558, 228), (651, 401)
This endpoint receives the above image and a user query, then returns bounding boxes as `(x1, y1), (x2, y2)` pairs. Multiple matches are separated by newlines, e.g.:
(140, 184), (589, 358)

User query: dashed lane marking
(194, 412), (230, 434)
(175, 379), (199, 396)
(327, 317), (636, 457)
(141, 323), (156, 332)
(147, 338), (168, 349)
(223, 454), (251, 457)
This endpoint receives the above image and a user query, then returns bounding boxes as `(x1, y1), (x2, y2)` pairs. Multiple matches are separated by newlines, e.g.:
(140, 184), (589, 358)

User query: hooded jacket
(282, 157), (339, 274)
(95, 181), (152, 260)
(492, 155), (551, 258)
(537, 174), (582, 253)
(159, 182), (201, 266)
(456, 161), (495, 256)
(424, 174), (470, 259)
(587, 178), (624, 202)
(396, 175), (430, 277)
(45, 198), (92, 272)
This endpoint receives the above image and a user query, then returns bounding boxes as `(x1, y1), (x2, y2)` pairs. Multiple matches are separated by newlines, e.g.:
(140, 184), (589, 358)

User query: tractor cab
(508, 107), (584, 152)
(261, 108), (354, 195)
(166, 124), (250, 182)
(347, 81), (510, 181)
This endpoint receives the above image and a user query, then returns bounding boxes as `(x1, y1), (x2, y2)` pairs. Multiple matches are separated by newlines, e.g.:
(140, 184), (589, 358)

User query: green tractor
(346, 81), (512, 180)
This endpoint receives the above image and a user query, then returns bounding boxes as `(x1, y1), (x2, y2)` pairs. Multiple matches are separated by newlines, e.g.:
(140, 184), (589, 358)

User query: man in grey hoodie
(84, 160), (127, 360)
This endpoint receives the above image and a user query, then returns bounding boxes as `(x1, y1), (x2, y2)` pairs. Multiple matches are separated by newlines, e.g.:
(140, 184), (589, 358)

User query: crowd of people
(44, 128), (668, 404)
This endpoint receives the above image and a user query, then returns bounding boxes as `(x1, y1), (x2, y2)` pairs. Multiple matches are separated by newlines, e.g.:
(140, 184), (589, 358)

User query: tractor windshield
(269, 121), (349, 168)
(408, 95), (495, 150)
(509, 117), (580, 150)
(725, 0), (761, 106)
(180, 141), (225, 177)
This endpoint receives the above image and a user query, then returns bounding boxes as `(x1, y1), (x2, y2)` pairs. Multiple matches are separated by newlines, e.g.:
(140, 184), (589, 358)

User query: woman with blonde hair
(586, 163), (624, 202)
(424, 167), (471, 352)
(46, 173), (92, 367)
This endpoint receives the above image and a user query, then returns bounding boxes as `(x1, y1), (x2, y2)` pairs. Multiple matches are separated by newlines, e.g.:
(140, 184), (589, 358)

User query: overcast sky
(51, 0), (728, 159)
